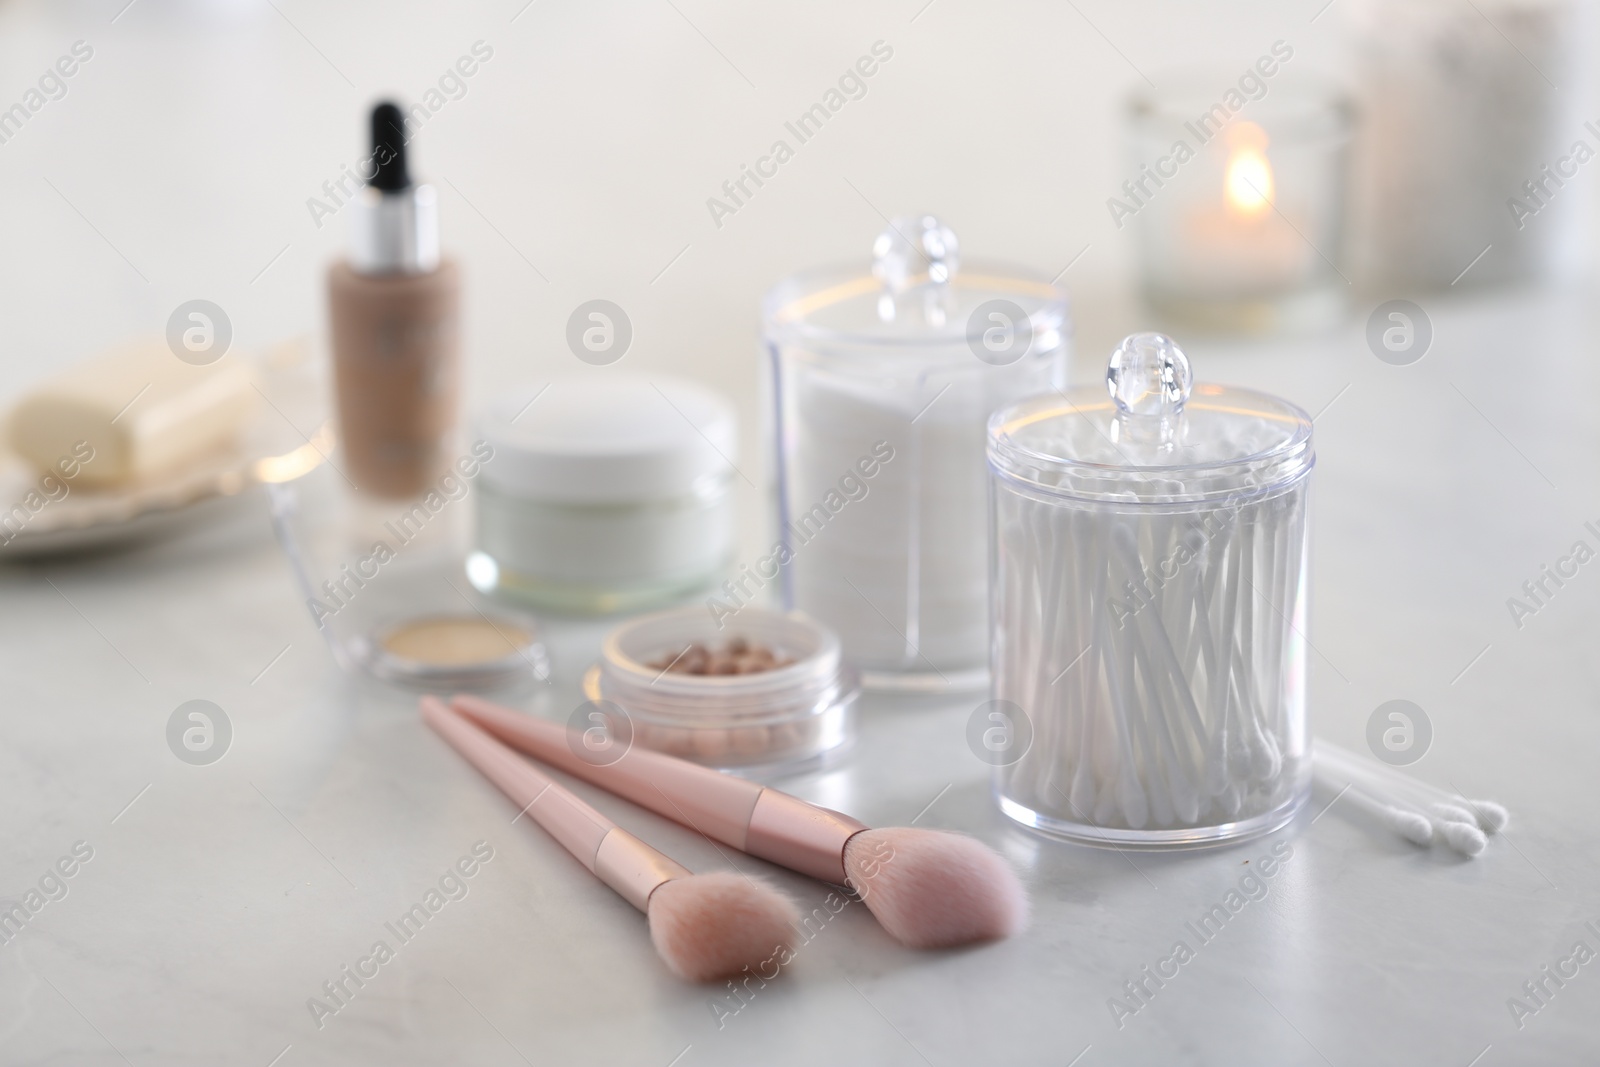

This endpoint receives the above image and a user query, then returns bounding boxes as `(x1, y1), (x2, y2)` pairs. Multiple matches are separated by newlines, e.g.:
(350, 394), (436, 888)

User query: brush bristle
(647, 873), (799, 982)
(843, 828), (1027, 950)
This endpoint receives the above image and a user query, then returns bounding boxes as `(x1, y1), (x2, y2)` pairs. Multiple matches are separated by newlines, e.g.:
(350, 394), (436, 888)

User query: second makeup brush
(421, 696), (799, 981)
(451, 694), (1028, 950)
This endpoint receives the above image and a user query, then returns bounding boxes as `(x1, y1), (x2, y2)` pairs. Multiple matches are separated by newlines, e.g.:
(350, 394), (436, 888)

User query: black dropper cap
(369, 102), (410, 192)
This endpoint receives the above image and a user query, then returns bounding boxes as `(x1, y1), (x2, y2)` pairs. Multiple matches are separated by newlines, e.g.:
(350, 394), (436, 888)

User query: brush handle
(421, 697), (688, 911)
(452, 695), (868, 885)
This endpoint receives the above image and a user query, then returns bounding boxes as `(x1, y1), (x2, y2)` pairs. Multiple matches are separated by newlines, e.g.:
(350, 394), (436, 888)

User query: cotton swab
(420, 697), (800, 981)
(1008, 479), (1304, 835)
(1314, 768), (1488, 857)
(1314, 741), (1509, 834)
(1427, 802), (1479, 826)
(1321, 776), (1435, 846)
(1433, 817), (1489, 857)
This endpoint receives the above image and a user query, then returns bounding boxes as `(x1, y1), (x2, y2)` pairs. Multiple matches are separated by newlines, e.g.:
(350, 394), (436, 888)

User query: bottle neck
(348, 184), (439, 274)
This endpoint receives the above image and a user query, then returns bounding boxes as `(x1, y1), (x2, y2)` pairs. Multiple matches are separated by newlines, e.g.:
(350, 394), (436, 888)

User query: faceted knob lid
(1107, 333), (1192, 417)
(1107, 333), (1192, 450)
(762, 213), (1067, 350)
(986, 331), (1314, 502)
(872, 214), (960, 294)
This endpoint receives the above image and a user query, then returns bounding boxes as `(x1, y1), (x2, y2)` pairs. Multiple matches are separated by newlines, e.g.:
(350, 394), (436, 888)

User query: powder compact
(582, 606), (858, 776)
(358, 613), (548, 690)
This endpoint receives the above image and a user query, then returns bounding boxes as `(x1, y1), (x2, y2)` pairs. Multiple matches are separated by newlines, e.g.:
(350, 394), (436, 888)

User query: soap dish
(0, 339), (327, 558)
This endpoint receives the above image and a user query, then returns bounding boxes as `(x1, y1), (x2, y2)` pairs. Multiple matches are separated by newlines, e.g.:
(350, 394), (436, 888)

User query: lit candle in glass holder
(1124, 82), (1353, 335)
(1225, 122), (1275, 214)
(1179, 123), (1301, 286)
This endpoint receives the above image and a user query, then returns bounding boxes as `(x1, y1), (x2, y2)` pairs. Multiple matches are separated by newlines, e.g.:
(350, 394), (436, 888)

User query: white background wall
(0, 1), (1352, 385)
(0, 0), (1594, 532)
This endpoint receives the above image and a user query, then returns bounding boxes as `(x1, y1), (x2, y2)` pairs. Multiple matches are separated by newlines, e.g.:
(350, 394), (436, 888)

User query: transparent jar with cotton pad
(582, 606), (859, 777)
(764, 215), (1070, 691)
(986, 333), (1313, 848)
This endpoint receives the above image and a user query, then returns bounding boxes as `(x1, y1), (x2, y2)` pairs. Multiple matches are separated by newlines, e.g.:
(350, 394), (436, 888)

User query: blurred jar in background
(1346, 0), (1586, 290)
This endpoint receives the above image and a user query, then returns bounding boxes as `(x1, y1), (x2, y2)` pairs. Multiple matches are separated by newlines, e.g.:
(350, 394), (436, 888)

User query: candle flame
(1223, 121), (1274, 220)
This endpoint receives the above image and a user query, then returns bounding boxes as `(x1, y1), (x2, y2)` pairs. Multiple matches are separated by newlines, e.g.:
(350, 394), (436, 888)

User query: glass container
(268, 453), (549, 692)
(764, 215), (1070, 690)
(1346, 0), (1578, 289)
(987, 333), (1313, 847)
(1124, 79), (1353, 333)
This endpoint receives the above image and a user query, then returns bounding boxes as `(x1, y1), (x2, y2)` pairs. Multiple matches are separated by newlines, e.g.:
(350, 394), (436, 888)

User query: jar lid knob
(872, 214), (960, 295)
(1107, 332), (1192, 447)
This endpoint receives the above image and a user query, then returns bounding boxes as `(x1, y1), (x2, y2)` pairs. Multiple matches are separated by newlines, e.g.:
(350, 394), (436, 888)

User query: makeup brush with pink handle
(451, 694), (1028, 949)
(420, 696), (798, 981)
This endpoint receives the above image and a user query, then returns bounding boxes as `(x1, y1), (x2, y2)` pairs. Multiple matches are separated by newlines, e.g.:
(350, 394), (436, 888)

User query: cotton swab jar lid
(986, 334), (1314, 848)
(988, 332), (1312, 504)
(581, 606), (859, 777)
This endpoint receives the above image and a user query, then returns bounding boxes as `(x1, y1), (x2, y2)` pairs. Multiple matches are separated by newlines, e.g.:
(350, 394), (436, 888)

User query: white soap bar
(7, 342), (255, 486)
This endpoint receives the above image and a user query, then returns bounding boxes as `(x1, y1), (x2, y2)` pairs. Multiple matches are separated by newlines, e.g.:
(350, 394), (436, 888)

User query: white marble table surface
(4, 1), (1600, 1064)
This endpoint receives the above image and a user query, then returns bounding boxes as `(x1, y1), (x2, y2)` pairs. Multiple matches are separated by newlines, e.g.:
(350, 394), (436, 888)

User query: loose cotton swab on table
(1314, 740), (1509, 834)
(1324, 780), (1436, 847)
(1314, 771), (1488, 857)
(1312, 747), (1497, 858)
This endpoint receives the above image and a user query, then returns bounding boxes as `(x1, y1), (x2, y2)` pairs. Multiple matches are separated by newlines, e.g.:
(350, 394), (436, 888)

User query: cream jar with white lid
(468, 376), (737, 615)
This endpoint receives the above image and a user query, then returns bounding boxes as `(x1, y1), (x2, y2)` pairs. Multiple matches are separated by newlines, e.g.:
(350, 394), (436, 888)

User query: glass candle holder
(1124, 79), (1353, 334)
(987, 333), (1313, 848)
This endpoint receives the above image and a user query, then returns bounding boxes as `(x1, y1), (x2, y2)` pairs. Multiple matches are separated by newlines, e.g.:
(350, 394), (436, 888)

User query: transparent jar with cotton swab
(986, 333), (1313, 847)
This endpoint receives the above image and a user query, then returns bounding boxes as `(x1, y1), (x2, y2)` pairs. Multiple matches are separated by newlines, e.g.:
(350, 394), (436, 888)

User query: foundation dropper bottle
(328, 101), (460, 499)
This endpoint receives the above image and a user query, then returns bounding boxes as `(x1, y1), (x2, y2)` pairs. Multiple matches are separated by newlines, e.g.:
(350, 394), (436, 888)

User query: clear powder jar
(987, 333), (1313, 848)
(764, 214), (1070, 691)
(468, 377), (736, 615)
(581, 606), (859, 776)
